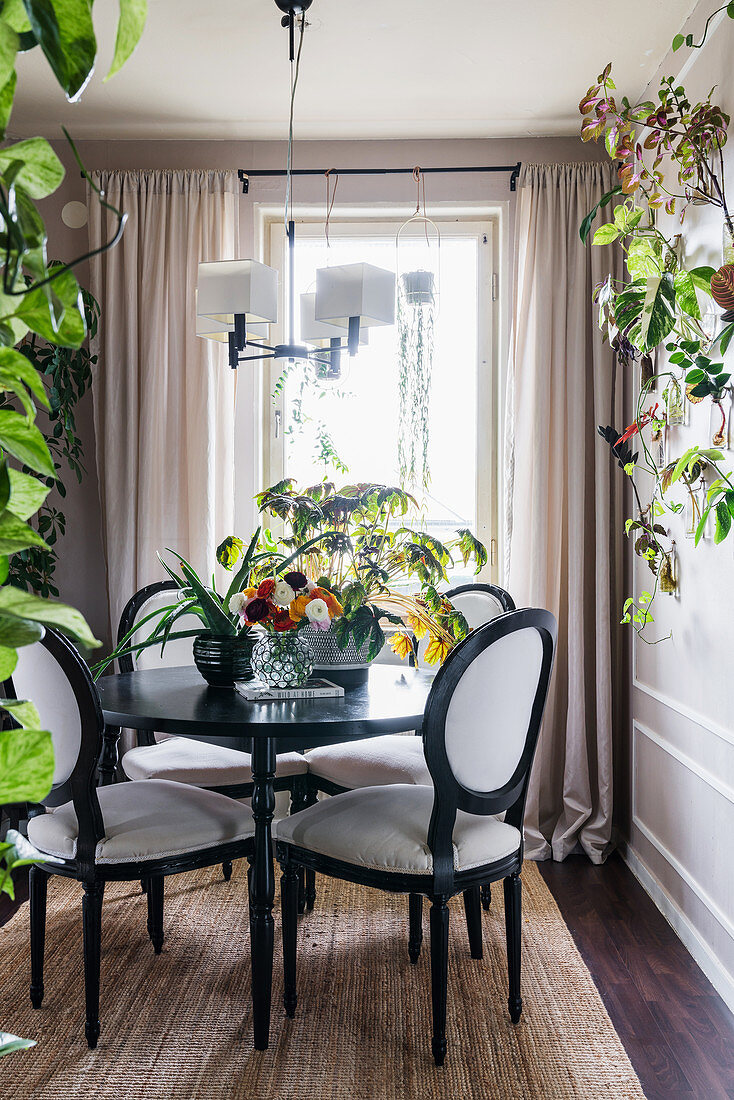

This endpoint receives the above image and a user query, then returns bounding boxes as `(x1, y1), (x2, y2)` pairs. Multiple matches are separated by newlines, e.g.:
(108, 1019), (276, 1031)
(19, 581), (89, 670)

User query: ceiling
(10, 0), (699, 141)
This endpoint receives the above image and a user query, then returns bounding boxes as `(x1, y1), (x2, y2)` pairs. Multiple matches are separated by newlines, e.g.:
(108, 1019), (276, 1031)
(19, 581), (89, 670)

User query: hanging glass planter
(709, 390), (731, 450)
(723, 218), (734, 265)
(666, 374), (685, 426)
(684, 479), (708, 540)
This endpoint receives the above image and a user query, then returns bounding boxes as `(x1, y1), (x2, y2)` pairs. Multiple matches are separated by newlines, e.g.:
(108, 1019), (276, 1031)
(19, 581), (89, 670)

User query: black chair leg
(462, 886), (483, 959)
(146, 875), (164, 954)
(408, 893), (423, 963)
(29, 866), (47, 1009)
(429, 895), (449, 1066)
(481, 883), (491, 911)
(140, 878), (148, 894)
(222, 861), (233, 882)
(504, 871), (522, 1023)
(304, 868), (316, 911)
(281, 860), (300, 1018)
(82, 880), (105, 1049)
(297, 866), (306, 914)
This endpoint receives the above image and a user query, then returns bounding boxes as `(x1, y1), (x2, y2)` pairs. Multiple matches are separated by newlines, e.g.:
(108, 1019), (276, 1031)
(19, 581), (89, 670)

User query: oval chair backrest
(10, 636), (83, 787)
(423, 608), (556, 822)
(414, 582), (515, 669)
(117, 581), (201, 673)
(8, 630), (105, 808)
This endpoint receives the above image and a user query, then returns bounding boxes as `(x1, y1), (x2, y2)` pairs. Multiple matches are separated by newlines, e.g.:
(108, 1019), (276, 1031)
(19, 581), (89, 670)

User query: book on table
(235, 677), (345, 701)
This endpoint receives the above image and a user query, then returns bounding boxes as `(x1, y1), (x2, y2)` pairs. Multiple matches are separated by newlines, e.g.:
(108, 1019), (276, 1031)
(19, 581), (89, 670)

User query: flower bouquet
(229, 571), (344, 687)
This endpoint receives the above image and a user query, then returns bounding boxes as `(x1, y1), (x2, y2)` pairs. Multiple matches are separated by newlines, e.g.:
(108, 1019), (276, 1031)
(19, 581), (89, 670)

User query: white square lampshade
(300, 293), (367, 347)
(195, 291), (269, 343)
(197, 259), (278, 325)
(314, 263), (395, 329)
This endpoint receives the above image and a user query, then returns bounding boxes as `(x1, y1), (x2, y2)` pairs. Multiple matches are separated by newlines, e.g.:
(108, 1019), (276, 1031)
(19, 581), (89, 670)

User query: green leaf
(0, 410), (54, 475)
(0, 68), (17, 138)
(672, 33), (685, 51)
(0, 509), (48, 554)
(105, 0), (147, 81)
(592, 222), (619, 246)
(627, 236), (664, 279)
(689, 266), (716, 295)
(639, 273), (676, 351)
(0, 18), (18, 90)
(0, 726), (54, 803)
(164, 550), (233, 635)
(674, 270), (700, 320)
(7, 467), (50, 520)
(0, 697), (40, 728)
(16, 268), (86, 348)
(0, 346), (49, 408)
(715, 499), (731, 544)
(0, 611), (44, 647)
(0, 643), (16, 678)
(0, 1032), (36, 1058)
(23, 0), (96, 101)
(0, 136), (63, 199)
(0, 586), (100, 648)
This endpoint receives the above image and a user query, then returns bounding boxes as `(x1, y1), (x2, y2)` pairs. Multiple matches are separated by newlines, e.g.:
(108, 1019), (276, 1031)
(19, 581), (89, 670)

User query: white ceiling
(10, 0), (698, 141)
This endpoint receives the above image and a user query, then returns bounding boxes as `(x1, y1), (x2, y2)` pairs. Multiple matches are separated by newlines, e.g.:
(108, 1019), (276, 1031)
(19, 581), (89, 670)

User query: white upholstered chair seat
(122, 738), (308, 786)
(275, 784), (521, 875)
(27, 779), (255, 865)
(305, 734), (430, 789)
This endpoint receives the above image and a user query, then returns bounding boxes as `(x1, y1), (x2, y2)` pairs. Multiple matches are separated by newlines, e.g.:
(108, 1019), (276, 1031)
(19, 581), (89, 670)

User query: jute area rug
(1, 860), (645, 1100)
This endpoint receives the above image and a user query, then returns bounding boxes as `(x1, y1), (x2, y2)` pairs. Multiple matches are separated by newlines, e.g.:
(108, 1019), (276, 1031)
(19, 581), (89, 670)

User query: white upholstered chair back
(124, 587), (200, 671)
(11, 639), (82, 787)
(442, 625), (544, 794)
(415, 583), (513, 669)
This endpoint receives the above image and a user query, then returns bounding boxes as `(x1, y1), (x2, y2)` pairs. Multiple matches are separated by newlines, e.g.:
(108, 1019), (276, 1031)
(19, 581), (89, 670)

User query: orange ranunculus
(257, 577), (276, 599)
(289, 593), (311, 623)
(311, 587), (343, 618)
(243, 587), (257, 599)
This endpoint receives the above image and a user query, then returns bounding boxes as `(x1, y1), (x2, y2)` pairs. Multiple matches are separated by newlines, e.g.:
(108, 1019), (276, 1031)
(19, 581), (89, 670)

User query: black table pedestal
(249, 735), (276, 1049)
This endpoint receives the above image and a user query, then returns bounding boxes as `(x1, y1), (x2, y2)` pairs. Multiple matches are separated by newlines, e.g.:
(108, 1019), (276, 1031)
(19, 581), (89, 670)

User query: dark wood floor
(2, 855), (733, 1098)
(539, 854), (734, 1100)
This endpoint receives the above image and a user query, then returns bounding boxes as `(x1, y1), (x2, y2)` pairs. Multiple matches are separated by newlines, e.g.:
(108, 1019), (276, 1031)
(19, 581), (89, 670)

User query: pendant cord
(284, 13), (306, 236)
(324, 168), (339, 248)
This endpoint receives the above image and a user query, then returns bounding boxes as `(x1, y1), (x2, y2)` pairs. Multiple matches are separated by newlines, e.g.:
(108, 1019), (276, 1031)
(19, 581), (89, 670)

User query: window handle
(274, 409), (281, 439)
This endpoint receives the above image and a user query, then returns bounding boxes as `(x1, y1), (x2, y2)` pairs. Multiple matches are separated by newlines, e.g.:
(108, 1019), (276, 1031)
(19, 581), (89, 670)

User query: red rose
(257, 578), (276, 599)
(245, 597), (271, 623)
(283, 570), (307, 591)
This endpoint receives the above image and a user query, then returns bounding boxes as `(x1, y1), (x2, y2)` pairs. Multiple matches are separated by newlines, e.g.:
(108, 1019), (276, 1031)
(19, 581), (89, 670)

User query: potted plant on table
(252, 480), (487, 677)
(94, 530), (327, 687)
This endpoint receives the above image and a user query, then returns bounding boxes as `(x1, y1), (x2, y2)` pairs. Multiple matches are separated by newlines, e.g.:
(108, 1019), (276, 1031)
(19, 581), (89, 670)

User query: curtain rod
(237, 163), (522, 193)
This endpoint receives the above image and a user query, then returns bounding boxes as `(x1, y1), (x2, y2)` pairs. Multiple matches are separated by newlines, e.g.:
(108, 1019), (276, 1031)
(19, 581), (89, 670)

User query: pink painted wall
(40, 135), (603, 646)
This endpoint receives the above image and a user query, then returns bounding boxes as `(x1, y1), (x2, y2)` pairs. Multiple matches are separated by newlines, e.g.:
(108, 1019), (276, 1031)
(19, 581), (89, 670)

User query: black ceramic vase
(192, 632), (255, 688)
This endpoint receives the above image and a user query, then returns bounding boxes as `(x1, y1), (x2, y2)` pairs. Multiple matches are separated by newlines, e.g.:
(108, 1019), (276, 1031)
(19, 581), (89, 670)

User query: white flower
(228, 591), (247, 615)
(305, 579), (317, 592)
(304, 597), (329, 625)
(272, 580), (296, 607)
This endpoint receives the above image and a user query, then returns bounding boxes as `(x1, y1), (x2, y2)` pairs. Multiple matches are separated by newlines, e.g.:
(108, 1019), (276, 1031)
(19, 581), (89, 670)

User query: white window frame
(244, 203), (508, 583)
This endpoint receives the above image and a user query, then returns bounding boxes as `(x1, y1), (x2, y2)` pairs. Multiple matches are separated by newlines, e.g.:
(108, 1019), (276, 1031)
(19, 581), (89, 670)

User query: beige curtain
(506, 162), (626, 864)
(87, 170), (238, 636)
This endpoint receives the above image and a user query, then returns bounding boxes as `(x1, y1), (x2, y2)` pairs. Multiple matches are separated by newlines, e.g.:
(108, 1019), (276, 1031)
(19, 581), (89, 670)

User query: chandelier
(195, 0), (396, 373)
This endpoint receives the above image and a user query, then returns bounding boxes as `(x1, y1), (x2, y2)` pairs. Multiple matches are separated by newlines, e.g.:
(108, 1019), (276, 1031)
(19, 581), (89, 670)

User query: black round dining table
(96, 663), (434, 1050)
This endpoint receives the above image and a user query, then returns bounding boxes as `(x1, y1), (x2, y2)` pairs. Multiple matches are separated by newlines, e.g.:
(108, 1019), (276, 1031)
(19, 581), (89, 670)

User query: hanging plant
(397, 269), (436, 491)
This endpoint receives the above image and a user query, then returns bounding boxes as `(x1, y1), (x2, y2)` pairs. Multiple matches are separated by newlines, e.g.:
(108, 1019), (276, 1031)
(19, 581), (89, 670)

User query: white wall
(624, 4), (734, 1016)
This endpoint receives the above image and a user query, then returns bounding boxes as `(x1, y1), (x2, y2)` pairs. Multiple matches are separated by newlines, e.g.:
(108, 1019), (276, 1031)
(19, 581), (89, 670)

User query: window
(263, 217), (499, 582)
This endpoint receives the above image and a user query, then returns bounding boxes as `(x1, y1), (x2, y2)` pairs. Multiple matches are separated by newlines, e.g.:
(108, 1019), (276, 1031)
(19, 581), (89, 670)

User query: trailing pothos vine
(579, 9), (734, 640)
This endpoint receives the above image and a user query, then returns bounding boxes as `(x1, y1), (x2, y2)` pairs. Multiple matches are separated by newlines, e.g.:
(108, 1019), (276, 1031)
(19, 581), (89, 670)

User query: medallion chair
(276, 607), (557, 1065)
(303, 583), (516, 919)
(11, 629), (255, 1049)
(116, 581), (310, 884)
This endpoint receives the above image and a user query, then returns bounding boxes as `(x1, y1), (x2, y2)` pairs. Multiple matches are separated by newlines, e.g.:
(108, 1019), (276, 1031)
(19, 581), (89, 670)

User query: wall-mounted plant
(579, 15), (734, 640)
